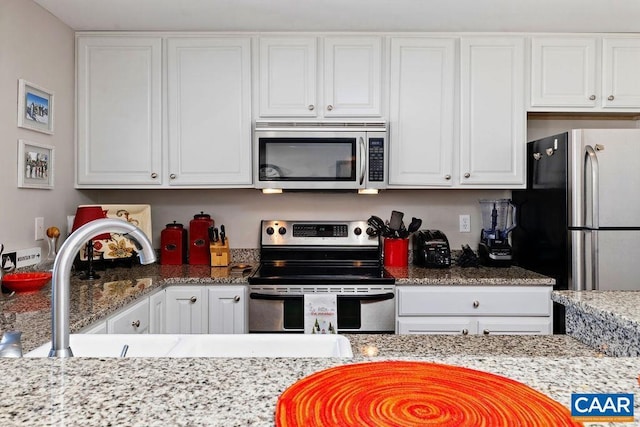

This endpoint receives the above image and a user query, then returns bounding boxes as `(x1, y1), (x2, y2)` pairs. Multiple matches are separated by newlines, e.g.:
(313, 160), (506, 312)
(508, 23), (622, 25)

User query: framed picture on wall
(18, 139), (54, 189)
(17, 79), (55, 135)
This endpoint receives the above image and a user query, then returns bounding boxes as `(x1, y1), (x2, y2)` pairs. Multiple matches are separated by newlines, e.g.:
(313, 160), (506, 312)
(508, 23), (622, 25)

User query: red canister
(189, 212), (214, 265)
(160, 221), (187, 265)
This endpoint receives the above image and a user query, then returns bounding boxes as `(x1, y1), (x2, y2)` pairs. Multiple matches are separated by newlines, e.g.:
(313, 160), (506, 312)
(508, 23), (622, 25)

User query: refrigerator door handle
(584, 145), (599, 229)
(584, 145), (600, 290)
(591, 231), (599, 290)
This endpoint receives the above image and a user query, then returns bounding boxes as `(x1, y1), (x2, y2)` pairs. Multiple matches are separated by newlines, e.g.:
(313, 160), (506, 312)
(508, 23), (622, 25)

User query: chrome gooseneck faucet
(49, 218), (156, 357)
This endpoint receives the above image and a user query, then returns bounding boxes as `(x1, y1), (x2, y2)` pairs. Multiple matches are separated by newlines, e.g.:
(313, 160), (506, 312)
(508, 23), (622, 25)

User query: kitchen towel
(304, 294), (337, 334)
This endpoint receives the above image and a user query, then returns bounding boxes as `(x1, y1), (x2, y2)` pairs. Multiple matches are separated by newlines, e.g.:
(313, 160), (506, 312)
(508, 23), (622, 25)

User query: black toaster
(413, 229), (451, 268)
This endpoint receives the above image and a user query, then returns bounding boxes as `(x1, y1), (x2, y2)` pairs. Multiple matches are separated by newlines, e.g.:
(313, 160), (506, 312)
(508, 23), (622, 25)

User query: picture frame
(17, 79), (54, 135)
(18, 139), (54, 189)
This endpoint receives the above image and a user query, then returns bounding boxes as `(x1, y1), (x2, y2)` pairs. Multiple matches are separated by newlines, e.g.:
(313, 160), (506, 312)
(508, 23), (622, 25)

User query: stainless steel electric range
(247, 220), (396, 333)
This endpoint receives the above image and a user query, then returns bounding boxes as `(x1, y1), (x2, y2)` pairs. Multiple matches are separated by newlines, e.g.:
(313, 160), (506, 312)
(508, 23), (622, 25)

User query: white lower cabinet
(149, 289), (166, 334)
(107, 297), (151, 334)
(208, 286), (247, 334)
(396, 286), (552, 335)
(81, 285), (248, 335)
(165, 286), (208, 334)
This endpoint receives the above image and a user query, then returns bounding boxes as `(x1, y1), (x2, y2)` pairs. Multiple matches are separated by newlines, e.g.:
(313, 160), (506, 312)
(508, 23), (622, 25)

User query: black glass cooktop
(248, 262), (395, 285)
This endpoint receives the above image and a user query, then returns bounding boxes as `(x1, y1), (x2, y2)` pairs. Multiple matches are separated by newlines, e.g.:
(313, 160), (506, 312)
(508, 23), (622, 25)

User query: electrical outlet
(35, 217), (44, 240)
(459, 214), (471, 233)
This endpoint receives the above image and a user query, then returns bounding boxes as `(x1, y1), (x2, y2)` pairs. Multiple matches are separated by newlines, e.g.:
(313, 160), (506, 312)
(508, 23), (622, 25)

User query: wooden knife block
(210, 238), (230, 267)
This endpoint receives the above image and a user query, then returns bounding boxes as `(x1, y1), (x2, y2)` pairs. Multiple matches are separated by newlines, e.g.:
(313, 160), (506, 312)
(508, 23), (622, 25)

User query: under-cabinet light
(358, 189), (379, 195)
(262, 188), (283, 194)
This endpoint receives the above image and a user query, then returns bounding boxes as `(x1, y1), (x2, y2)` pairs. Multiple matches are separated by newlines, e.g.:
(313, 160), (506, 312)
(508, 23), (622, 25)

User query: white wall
(83, 188), (510, 249)
(0, 0), (91, 254)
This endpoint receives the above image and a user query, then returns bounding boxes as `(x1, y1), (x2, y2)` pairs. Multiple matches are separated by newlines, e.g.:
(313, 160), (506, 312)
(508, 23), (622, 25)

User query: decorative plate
(77, 204), (152, 261)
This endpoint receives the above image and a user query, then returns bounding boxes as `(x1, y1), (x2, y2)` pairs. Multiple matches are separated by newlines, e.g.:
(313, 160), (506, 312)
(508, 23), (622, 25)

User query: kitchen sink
(25, 334), (353, 358)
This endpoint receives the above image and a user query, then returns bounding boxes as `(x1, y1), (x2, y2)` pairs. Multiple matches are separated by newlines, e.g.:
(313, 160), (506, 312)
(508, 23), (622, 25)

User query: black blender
(478, 199), (516, 267)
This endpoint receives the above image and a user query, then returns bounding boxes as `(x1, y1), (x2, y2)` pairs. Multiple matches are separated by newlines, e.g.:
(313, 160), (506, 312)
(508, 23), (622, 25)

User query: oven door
(248, 287), (396, 333)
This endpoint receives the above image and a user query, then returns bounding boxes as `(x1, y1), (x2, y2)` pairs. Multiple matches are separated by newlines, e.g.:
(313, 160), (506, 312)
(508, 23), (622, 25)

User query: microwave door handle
(359, 137), (366, 185)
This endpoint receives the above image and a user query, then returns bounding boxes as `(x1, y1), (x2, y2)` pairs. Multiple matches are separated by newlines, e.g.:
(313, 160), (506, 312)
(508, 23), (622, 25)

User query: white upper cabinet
(258, 37), (317, 117)
(388, 37), (456, 186)
(602, 37), (640, 108)
(323, 36), (382, 117)
(459, 36), (525, 187)
(530, 36), (640, 110)
(76, 36), (163, 186)
(257, 36), (382, 118)
(167, 37), (252, 186)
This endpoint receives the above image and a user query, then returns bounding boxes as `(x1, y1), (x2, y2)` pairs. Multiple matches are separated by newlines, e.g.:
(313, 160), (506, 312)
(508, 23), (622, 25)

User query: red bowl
(2, 272), (52, 293)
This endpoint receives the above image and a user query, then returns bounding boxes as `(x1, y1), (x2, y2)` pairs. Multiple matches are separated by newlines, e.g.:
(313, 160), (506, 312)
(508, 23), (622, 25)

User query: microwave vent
(255, 120), (386, 131)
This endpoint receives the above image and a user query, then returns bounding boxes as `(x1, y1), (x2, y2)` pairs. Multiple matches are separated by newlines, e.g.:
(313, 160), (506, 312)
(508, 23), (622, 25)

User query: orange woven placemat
(276, 361), (582, 427)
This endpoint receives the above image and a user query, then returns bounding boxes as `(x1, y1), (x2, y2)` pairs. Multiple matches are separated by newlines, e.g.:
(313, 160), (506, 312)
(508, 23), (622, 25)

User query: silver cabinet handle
(190, 296), (197, 303)
(234, 295), (241, 302)
(462, 329), (469, 335)
(608, 95), (614, 101)
(483, 329), (490, 335)
(308, 105), (315, 111)
(170, 174), (177, 180)
(444, 174), (451, 180)
(472, 300), (479, 308)
(131, 320), (140, 328)
(464, 173), (471, 178)
(151, 173), (158, 179)
(327, 105), (334, 111)
(589, 95), (596, 100)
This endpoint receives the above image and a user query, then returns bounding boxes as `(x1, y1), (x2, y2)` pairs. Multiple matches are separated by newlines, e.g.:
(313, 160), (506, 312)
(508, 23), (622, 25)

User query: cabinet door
(208, 286), (247, 334)
(602, 37), (640, 108)
(82, 321), (107, 334)
(397, 318), (477, 335)
(530, 37), (598, 107)
(107, 297), (150, 334)
(259, 37), (317, 117)
(460, 36), (525, 187)
(76, 36), (162, 186)
(149, 289), (166, 334)
(477, 318), (552, 335)
(388, 37), (456, 186)
(167, 37), (252, 186)
(165, 287), (208, 334)
(323, 37), (382, 117)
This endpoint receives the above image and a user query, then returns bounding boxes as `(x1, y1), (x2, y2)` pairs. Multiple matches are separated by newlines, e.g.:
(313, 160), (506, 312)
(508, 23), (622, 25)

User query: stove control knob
(278, 227), (287, 235)
(354, 227), (362, 236)
(266, 227), (275, 235)
(366, 227), (376, 236)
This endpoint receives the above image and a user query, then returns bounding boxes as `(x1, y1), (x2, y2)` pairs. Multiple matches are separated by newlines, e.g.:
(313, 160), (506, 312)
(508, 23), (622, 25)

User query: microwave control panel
(368, 138), (385, 182)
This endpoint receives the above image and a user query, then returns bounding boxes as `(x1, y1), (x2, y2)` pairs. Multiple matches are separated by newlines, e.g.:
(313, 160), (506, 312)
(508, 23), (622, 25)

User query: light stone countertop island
(0, 261), (638, 426)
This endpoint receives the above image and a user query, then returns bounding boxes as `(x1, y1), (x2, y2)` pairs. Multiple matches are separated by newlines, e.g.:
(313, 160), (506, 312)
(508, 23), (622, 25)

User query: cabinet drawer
(397, 318), (477, 335)
(397, 286), (551, 316)
(107, 298), (150, 334)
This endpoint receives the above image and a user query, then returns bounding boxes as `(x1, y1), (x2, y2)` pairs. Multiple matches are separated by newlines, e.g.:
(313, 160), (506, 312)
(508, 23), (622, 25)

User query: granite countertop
(553, 290), (640, 357)
(1, 258), (554, 353)
(1, 340), (639, 426)
(2, 262), (639, 426)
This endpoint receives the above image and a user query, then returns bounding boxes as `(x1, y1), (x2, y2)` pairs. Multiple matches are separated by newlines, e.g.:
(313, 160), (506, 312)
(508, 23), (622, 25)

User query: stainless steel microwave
(254, 120), (388, 191)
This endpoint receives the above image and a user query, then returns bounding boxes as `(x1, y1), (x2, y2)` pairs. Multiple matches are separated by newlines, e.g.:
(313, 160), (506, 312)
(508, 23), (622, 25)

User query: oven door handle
(249, 292), (395, 302)
(249, 293), (301, 301)
(339, 293), (395, 302)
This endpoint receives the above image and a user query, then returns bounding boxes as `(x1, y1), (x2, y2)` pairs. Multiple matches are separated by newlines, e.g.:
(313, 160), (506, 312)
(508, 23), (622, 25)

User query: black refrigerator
(513, 128), (640, 334)
(512, 132), (569, 334)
